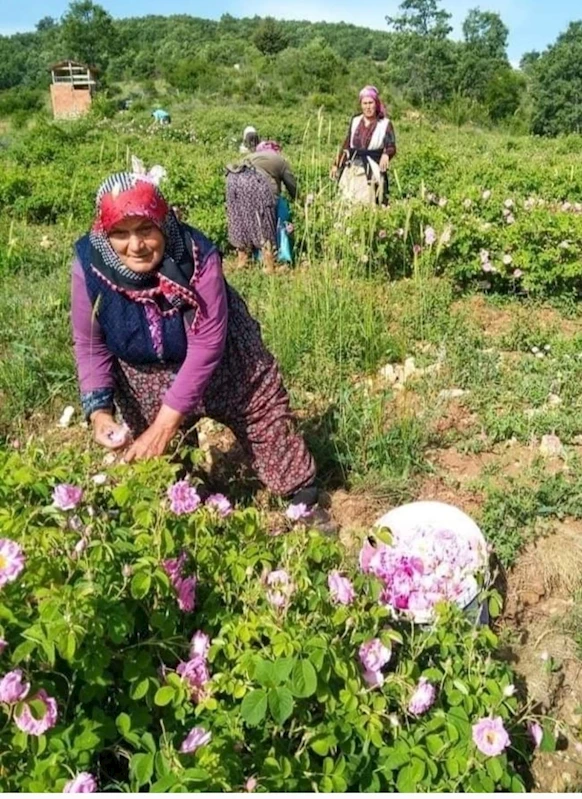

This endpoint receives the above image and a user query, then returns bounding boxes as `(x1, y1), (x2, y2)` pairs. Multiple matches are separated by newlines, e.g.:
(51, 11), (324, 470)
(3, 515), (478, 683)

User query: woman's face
(108, 216), (165, 273)
(361, 97), (377, 119)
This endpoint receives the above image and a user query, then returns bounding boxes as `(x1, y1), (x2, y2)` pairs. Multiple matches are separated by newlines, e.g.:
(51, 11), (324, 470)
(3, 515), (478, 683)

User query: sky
(1, 0), (581, 64)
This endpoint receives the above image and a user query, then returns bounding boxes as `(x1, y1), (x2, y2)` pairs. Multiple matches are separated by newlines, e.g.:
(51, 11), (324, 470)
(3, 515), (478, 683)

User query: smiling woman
(70, 166), (334, 529)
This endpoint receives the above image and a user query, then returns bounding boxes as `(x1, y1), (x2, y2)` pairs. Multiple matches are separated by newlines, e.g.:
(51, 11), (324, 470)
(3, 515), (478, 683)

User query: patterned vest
(75, 226), (215, 366)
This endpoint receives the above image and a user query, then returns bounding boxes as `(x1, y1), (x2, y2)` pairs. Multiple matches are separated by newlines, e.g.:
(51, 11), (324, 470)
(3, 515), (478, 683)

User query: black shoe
(302, 504), (339, 535)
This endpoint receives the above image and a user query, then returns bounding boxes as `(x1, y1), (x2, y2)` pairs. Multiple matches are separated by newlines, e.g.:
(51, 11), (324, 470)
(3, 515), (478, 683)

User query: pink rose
(14, 689), (58, 736)
(52, 484), (83, 511)
(0, 669), (30, 704)
(63, 772), (98, 793)
(408, 677), (436, 715)
(180, 726), (211, 753)
(472, 716), (510, 757)
(359, 638), (391, 673)
(327, 570), (356, 605)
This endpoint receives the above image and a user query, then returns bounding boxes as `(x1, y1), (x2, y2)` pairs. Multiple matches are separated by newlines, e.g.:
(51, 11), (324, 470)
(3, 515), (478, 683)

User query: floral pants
(113, 285), (316, 497)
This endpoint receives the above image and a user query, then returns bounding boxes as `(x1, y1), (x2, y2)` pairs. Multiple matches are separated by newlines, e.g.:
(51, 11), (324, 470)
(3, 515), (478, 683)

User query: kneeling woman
(71, 168), (325, 521)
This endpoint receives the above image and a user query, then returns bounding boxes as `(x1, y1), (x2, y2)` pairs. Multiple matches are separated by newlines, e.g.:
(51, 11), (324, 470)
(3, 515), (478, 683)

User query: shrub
(0, 447), (546, 792)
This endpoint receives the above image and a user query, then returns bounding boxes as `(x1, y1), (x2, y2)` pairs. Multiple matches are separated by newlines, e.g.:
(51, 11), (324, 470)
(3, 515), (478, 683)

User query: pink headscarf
(359, 85), (386, 119)
(256, 140), (282, 154)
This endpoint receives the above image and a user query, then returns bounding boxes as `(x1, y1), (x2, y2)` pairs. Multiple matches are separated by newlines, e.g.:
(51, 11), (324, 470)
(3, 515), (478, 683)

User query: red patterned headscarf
(359, 85), (386, 119)
(93, 173), (169, 234)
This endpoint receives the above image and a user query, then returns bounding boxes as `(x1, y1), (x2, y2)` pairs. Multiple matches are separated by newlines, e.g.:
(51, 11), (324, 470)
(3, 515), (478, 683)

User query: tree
(485, 67), (523, 121)
(530, 21), (582, 135)
(386, 0), (452, 39)
(456, 9), (511, 106)
(520, 50), (540, 73)
(60, 0), (119, 69)
(253, 17), (289, 56)
(386, 0), (457, 105)
(462, 8), (508, 60)
(36, 17), (57, 33)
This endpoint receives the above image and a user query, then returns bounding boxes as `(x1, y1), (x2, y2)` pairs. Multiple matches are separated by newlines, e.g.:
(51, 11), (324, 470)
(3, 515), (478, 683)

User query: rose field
(3, 102), (582, 792)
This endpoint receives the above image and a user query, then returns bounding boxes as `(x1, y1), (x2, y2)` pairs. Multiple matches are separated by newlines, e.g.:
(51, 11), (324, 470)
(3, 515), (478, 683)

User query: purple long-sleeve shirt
(71, 250), (228, 416)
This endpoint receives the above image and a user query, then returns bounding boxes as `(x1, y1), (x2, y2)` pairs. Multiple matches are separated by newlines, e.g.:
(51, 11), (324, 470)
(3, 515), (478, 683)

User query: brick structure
(49, 61), (97, 120)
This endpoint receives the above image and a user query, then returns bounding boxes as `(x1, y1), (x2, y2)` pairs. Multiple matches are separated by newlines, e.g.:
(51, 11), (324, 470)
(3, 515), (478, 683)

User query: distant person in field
(239, 126), (258, 153)
(70, 160), (333, 530)
(152, 109), (171, 125)
(225, 139), (297, 273)
(330, 85), (396, 205)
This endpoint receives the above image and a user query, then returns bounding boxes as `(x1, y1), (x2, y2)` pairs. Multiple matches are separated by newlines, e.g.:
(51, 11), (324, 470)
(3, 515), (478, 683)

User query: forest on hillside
(1, 0), (582, 136)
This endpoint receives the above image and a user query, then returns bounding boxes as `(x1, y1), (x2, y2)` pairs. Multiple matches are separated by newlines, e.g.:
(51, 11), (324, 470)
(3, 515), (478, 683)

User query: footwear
(300, 504), (339, 536)
(292, 504), (339, 535)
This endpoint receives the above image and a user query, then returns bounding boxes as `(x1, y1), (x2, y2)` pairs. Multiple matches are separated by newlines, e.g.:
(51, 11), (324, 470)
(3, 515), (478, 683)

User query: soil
(501, 519), (582, 791)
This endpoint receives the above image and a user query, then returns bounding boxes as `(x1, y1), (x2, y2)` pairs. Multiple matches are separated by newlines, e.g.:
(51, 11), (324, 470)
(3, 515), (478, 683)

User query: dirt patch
(413, 474), (484, 518)
(454, 296), (582, 341)
(429, 440), (567, 487)
(430, 398), (480, 441)
(502, 519), (582, 791)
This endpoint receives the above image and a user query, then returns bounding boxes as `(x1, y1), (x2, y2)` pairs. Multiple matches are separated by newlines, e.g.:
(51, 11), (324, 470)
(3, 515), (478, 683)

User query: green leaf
(131, 678), (150, 700)
(268, 686), (294, 725)
(131, 571), (152, 600)
(396, 759), (426, 793)
(290, 659), (317, 698)
(540, 723), (557, 753)
(254, 658), (275, 687)
(154, 686), (174, 706)
(425, 734), (445, 756)
(511, 775), (526, 792)
(183, 768), (210, 783)
(488, 591), (503, 618)
(310, 735), (332, 756)
(486, 756), (503, 782)
(116, 712), (132, 739)
(241, 689), (268, 726)
(112, 484), (130, 506)
(151, 775), (178, 792)
(332, 775), (348, 792)
(10, 640), (36, 663)
(374, 526), (393, 545)
(273, 657), (295, 684)
(130, 752), (154, 787)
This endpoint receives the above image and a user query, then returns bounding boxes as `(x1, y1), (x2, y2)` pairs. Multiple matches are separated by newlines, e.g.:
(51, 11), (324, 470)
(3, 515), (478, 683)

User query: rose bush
(0, 445), (552, 791)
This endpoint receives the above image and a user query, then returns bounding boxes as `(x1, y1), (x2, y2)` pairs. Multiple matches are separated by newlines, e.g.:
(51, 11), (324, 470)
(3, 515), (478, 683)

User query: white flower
(91, 474), (107, 485)
(502, 254), (513, 266)
(482, 189), (492, 201)
(503, 684), (516, 697)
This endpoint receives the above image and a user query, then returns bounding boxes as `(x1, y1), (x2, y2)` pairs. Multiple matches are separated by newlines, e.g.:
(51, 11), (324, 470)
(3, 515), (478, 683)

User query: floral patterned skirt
(113, 285), (316, 497)
(226, 167), (277, 251)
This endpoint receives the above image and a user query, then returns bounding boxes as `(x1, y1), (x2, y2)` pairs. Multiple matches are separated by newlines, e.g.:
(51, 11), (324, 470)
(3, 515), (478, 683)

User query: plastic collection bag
(276, 196), (293, 264)
(253, 196), (294, 264)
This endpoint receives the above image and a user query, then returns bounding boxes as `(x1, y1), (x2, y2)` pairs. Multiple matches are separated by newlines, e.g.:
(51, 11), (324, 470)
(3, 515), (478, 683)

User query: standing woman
(331, 86), (396, 205)
(71, 164), (332, 528)
(226, 140), (297, 273)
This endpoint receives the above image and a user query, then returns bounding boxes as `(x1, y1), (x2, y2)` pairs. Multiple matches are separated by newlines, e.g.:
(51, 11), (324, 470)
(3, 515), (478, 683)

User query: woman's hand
(379, 154), (390, 173)
(122, 405), (184, 463)
(92, 411), (130, 450)
(330, 164), (339, 180)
